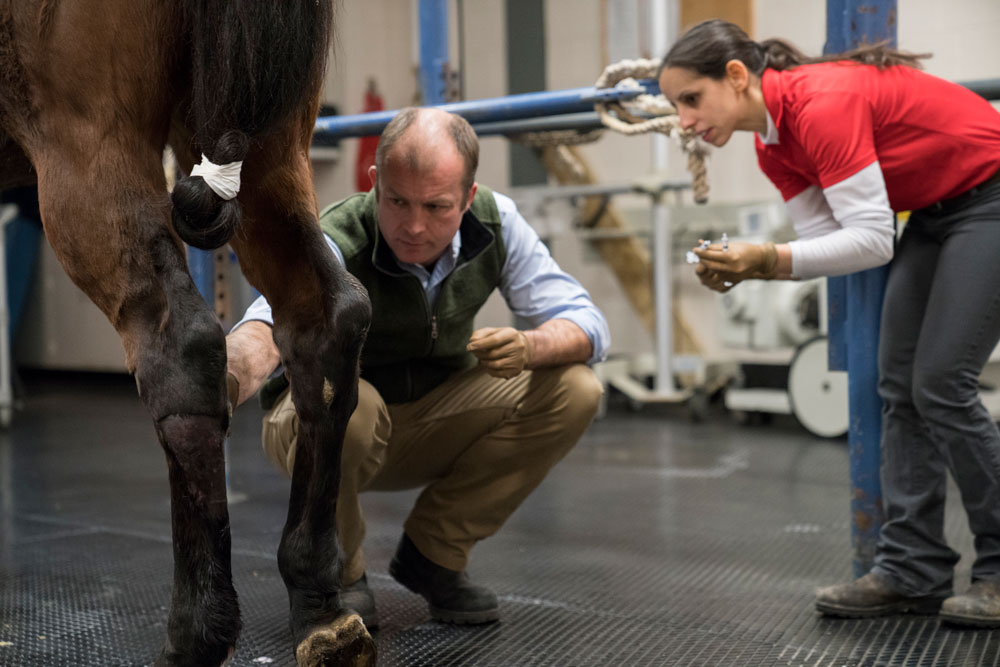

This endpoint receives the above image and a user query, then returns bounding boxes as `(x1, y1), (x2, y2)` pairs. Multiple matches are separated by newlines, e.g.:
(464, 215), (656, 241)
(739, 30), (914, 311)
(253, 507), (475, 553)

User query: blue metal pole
(845, 264), (889, 575)
(825, 0), (896, 577)
(957, 78), (1000, 100)
(314, 82), (660, 139)
(314, 76), (994, 141)
(419, 0), (449, 105)
(188, 247), (215, 307)
(826, 276), (848, 371)
(470, 111), (607, 137)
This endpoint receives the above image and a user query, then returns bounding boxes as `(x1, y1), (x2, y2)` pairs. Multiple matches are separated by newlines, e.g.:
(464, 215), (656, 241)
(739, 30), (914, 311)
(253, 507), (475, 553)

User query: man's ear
(465, 182), (478, 210)
(368, 165), (377, 192)
(725, 59), (750, 92)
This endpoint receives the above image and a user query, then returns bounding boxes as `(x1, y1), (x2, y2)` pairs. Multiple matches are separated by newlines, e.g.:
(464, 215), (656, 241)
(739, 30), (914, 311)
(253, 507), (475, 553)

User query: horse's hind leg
(230, 139), (375, 666)
(33, 146), (240, 666)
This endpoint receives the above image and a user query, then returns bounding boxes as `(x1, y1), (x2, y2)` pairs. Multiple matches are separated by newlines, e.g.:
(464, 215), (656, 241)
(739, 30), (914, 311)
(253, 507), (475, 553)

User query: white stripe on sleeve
(786, 161), (895, 279)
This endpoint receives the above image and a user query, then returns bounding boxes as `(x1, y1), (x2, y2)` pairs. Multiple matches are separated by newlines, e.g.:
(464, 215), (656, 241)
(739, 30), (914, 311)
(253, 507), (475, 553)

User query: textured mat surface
(1, 372), (998, 666)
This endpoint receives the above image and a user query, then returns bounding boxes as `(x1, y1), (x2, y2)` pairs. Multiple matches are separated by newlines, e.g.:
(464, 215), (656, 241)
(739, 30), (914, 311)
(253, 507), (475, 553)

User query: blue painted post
(844, 265), (889, 575)
(419, 0), (449, 105)
(188, 247), (215, 306)
(825, 0), (896, 576)
(826, 276), (848, 372)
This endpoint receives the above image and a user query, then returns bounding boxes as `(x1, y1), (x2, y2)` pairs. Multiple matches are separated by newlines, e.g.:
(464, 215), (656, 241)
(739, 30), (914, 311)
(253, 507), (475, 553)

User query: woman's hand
(695, 263), (739, 293)
(694, 240), (778, 281)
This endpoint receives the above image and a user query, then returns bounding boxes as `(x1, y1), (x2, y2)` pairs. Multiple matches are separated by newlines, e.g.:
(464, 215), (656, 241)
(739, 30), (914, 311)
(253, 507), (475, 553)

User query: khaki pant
(262, 363), (603, 583)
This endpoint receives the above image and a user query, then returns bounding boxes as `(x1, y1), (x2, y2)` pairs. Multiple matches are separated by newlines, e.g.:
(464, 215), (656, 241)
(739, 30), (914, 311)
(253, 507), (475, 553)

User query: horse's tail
(171, 1), (335, 250)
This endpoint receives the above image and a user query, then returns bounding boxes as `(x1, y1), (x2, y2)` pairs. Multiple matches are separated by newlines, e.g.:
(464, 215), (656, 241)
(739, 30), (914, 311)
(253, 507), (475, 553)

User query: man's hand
(467, 327), (533, 379)
(694, 240), (778, 281)
(226, 371), (240, 408)
(226, 320), (281, 408)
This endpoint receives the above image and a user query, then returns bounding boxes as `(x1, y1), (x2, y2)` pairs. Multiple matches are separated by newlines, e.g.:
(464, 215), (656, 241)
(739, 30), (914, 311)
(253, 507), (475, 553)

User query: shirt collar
(758, 69), (782, 145)
(397, 229), (462, 278)
(758, 107), (779, 145)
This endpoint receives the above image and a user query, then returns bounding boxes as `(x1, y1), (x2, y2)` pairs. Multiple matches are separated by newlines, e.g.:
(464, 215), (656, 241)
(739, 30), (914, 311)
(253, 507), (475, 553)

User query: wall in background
(16, 1), (1000, 371)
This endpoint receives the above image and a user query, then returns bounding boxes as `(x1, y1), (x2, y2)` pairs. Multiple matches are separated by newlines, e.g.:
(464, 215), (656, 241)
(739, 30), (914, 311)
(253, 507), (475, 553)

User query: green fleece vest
(318, 186), (506, 404)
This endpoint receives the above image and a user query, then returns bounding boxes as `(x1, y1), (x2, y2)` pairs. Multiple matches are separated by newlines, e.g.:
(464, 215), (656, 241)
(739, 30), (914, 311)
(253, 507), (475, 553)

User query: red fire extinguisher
(355, 79), (384, 192)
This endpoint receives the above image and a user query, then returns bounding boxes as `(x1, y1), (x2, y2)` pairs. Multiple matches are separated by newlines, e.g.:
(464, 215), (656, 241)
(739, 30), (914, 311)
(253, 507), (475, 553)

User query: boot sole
(429, 605), (500, 625)
(816, 596), (946, 618)
(939, 610), (1000, 628)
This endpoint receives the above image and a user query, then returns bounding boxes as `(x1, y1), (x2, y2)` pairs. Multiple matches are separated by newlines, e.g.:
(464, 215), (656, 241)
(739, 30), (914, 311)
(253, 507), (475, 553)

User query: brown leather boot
(939, 579), (1000, 628)
(815, 572), (947, 618)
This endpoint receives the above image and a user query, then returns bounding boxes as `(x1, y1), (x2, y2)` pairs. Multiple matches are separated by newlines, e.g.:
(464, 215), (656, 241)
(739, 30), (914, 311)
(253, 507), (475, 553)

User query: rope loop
(508, 58), (711, 204)
(594, 58), (710, 203)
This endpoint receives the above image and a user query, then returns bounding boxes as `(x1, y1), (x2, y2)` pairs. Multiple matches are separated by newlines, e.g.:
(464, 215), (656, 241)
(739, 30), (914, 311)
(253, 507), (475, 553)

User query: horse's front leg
(32, 148), (240, 666)
(146, 255), (241, 667)
(232, 151), (375, 666)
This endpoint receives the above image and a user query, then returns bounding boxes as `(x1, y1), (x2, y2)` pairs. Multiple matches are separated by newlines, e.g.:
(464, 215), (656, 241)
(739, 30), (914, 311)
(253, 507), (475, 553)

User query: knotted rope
(594, 58), (709, 203)
(510, 58), (710, 203)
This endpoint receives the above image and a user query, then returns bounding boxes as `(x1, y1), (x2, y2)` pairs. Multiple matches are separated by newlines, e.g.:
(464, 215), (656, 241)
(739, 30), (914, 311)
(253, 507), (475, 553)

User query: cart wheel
(788, 336), (848, 438)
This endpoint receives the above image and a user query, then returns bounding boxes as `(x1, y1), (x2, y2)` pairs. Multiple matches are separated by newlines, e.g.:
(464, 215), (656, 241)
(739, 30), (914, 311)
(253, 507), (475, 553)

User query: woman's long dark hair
(662, 19), (928, 79)
(171, 1), (335, 250)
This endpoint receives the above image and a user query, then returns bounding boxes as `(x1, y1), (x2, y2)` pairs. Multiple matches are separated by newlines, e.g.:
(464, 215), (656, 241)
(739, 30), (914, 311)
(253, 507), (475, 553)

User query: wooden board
(680, 0), (754, 35)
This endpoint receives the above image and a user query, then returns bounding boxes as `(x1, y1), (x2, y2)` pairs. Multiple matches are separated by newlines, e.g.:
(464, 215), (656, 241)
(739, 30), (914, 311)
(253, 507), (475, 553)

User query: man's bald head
(374, 107), (479, 197)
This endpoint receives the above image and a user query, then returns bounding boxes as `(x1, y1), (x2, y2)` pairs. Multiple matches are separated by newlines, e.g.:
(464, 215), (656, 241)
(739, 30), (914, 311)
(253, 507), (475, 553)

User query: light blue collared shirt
(235, 190), (610, 364)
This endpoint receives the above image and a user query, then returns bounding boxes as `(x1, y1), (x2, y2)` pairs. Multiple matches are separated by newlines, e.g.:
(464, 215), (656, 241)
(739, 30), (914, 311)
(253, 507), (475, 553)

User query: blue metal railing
(313, 76), (998, 143)
(313, 82), (660, 140)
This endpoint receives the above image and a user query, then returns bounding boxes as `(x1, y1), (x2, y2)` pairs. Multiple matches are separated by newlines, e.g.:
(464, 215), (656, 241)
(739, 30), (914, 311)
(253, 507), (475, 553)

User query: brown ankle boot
(940, 579), (1000, 628)
(815, 572), (947, 617)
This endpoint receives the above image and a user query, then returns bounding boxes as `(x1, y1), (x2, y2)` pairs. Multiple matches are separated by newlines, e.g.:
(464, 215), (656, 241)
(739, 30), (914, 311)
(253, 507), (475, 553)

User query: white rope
(509, 58), (711, 203)
(190, 154), (243, 200)
(594, 58), (710, 203)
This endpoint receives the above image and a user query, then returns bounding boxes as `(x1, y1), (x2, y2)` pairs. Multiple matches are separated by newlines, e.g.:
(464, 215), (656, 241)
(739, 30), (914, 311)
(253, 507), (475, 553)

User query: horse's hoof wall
(295, 613), (376, 667)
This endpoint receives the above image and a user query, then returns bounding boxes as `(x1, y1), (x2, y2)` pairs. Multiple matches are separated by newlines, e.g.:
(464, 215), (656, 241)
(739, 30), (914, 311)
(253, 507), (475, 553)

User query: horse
(0, 2), (375, 665)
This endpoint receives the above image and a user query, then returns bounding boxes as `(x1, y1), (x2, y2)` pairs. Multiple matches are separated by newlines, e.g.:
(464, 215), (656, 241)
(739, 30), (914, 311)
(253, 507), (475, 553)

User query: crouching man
(226, 107), (609, 629)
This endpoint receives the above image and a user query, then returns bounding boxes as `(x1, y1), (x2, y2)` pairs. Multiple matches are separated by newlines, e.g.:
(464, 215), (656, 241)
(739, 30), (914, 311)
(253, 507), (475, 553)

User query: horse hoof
(295, 612), (377, 667)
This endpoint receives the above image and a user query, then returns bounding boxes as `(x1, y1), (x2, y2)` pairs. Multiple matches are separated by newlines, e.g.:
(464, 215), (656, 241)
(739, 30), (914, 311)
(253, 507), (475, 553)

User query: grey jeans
(872, 180), (1000, 597)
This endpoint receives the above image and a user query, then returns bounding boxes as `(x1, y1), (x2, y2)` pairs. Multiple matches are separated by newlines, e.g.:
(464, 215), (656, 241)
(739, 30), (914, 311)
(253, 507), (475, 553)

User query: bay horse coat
(0, 2), (375, 665)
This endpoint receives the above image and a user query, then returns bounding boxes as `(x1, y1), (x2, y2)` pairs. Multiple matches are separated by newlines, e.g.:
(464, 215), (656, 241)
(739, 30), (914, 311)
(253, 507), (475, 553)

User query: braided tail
(172, 1), (334, 249)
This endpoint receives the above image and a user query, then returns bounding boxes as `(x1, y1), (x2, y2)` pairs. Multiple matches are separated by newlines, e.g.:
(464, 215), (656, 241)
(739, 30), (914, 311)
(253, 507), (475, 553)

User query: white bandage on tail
(190, 154), (244, 200)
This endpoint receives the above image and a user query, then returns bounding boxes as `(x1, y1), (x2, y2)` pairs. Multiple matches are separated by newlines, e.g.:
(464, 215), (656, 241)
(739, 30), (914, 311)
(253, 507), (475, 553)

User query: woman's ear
(725, 59), (750, 92)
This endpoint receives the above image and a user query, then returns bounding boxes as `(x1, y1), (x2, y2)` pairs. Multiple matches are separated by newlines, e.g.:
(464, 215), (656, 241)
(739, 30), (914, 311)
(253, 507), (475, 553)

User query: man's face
(369, 146), (476, 267)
